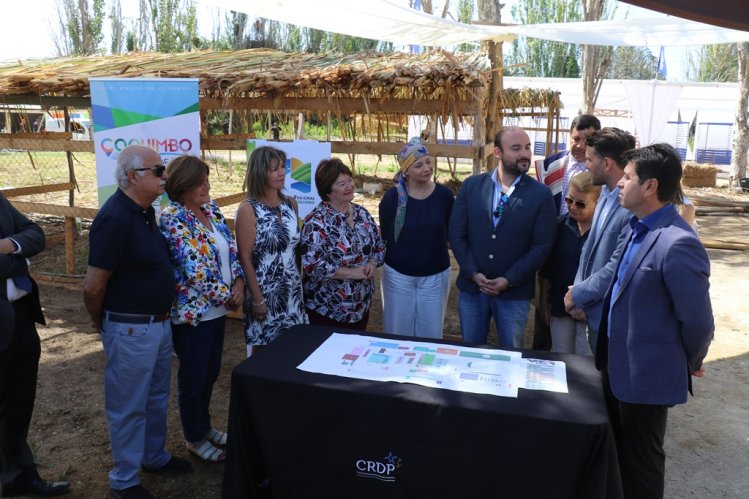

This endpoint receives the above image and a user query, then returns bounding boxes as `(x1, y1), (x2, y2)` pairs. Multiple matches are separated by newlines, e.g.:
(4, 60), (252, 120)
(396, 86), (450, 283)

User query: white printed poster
(298, 333), (569, 397)
(90, 78), (200, 206)
(247, 139), (329, 220)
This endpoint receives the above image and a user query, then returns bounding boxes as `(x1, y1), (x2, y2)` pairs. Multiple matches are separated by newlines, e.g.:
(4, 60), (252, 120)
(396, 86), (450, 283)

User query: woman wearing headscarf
(378, 140), (454, 338)
(160, 155), (245, 462)
(300, 158), (385, 330)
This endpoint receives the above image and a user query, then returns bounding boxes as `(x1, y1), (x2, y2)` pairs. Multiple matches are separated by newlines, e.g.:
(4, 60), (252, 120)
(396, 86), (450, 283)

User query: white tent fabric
(511, 17), (749, 47)
(624, 81), (682, 146)
(219, 0), (749, 48)
(218, 0), (516, 46)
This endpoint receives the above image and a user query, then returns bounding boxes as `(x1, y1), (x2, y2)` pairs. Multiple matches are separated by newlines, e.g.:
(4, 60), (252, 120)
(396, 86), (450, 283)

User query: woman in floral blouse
(300, 158), (385, 330)
(160, 155), (244, 463)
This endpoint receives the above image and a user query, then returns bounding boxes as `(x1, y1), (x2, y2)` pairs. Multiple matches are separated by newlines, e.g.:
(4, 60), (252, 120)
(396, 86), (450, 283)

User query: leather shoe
(1, 478), (70, 497)
(109, 484), (154, 499)
(141, 456), (193, 474)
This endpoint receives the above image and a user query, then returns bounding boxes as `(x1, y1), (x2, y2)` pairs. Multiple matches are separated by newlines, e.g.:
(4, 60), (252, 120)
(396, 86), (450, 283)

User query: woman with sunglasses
(159, 155), (245, 462)
(235, 146), (307, 356)
(539, 171), (601, 355)
(378, 140), (454, 338)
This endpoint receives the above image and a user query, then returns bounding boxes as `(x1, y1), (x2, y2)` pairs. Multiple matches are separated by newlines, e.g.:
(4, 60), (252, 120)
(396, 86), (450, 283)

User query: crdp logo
(355, 452), (402, 482)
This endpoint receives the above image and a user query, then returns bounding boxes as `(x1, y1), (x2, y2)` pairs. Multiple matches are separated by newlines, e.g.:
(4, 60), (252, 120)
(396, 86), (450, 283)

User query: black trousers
(603, 370), (669, 499)
(0, 295), (42, 489)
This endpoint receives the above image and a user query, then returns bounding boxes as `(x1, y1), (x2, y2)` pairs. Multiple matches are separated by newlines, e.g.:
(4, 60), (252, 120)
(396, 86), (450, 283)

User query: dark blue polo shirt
(540, 214), (589, 317)
(88, 188), (175, 314)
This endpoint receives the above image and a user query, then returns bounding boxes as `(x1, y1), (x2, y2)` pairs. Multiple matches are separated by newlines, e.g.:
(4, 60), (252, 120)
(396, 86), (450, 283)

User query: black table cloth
(222, 325), (622, 499)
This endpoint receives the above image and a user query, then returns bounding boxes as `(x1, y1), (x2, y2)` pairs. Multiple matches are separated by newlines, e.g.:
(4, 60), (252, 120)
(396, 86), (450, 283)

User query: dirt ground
(21, 188), (749, 498)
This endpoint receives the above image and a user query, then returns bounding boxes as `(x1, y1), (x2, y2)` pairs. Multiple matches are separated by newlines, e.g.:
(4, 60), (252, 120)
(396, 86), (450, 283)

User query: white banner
(90, 78), (200, 207)
(246, 139), (329, 220)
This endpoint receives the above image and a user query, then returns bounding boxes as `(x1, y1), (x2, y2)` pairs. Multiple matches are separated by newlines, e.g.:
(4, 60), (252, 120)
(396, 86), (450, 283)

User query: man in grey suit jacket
(0, 193), (70, 496)
(596, 144), (713, 499)
(564, 128), (635, 352)
(449, 126), (556, 348)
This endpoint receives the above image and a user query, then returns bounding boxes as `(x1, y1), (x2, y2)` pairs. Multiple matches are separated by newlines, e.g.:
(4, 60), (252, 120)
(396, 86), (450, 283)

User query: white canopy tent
(220, 0), (749, 47)
(217, 0), (748, 163)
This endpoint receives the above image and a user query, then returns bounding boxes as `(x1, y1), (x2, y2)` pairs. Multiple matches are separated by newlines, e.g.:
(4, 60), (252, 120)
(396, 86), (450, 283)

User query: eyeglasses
(564, 196), (588, 209)
(493, 192), (509, 219)
(134, 165), (166, 177)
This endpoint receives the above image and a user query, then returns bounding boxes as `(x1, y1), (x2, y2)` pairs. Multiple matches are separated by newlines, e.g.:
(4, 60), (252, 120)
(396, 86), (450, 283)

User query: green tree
(506, 0), (582, 77)
(110, 0), (125, 54)
(605, 46), (658, 79)
(53, 0), (106, 56)
(689, 44), (739, 82)
(457, 0), (477, 52)
(129, 0), (200, 52)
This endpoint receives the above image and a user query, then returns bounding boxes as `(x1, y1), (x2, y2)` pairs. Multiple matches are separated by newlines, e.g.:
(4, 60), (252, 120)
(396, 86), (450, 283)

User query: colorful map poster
(298, 334), (569, 397)
(246, 139), (329, 220)
(90, 78), (200, 206)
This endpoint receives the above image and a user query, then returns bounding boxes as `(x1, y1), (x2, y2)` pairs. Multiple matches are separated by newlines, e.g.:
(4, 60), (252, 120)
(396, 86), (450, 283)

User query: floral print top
(300, 202), (385, 323)
(243, 199), (307, 346)
(159, 200), (244, 326)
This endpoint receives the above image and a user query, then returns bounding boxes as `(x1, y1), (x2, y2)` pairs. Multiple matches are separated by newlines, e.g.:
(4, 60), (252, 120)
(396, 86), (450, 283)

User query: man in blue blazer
(449, 126), (556, 348)
(596, 144), (714, 499)
(564, 128), (635, 353)
(1, 193), (70, 496)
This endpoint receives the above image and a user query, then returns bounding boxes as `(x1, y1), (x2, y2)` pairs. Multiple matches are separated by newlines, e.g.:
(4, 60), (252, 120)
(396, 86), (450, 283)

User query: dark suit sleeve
(0, 195), (45, 281)
(504, 187), (557, 288)
(664, 235), (714, 371)
(448, 178), (478, 277)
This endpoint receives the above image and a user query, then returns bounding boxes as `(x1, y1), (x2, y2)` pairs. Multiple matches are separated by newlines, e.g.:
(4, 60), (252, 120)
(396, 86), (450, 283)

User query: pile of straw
(683, 162), (719, 188)
(0, 49), (491, 102)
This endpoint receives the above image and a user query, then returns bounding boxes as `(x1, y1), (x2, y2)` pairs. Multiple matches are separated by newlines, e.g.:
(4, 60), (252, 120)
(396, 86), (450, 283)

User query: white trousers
(381, 264), (451, 339)
(550, 315), (592, 355)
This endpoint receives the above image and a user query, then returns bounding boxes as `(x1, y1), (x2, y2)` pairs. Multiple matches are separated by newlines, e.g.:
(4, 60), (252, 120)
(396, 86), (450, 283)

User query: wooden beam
(9, 201), (98, 218)
(213, 192), (246, 207)
(1, 182), (76, 197)
(201, 96), (480, 116)
(205, 138), (480, 159)
(31, 272), (85, 290)
(0, 137), (93, 152)
(0, 94), (91, 108)
(2, 132), (72, 139)
(334, 141), (479, 158)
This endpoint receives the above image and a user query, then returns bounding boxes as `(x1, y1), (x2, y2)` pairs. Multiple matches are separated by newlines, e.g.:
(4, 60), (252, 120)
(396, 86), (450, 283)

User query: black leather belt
(105, 311), (170, 324)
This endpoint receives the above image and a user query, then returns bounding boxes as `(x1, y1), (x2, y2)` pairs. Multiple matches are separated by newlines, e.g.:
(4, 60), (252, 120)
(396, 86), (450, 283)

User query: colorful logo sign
(286, 157), (312, 193)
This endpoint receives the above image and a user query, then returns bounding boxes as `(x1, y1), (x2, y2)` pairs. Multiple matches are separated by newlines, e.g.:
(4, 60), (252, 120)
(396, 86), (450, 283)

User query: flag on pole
(657, 46), (667, 80)
(409, 0), (422, 54)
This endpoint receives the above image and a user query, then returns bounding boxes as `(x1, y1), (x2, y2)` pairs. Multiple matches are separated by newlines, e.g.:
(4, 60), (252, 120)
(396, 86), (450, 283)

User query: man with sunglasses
(563, 128), (636, 354)
(84, 145), (192, 499)
(450, 126), (556, 349)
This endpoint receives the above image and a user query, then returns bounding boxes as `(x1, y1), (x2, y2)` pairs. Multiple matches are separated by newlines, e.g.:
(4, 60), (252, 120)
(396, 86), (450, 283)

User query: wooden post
(327, 111), (332, 142)
(472, 88), (486, 175)
(64, 216), (75, 274)
(63, 108), (79, 269)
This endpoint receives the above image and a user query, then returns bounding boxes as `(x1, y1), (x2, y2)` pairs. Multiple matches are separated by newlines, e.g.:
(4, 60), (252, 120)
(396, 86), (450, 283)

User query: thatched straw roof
(0, 48), (492, 102)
